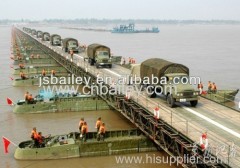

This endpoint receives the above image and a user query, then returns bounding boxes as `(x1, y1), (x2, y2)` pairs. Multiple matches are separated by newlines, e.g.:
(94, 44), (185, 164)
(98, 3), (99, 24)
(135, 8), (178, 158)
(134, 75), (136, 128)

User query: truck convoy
(87, 43), (112, 68)
(62, 38), (79, 53)
(139, 58), (199, 107)
(50, 34), (61, 46)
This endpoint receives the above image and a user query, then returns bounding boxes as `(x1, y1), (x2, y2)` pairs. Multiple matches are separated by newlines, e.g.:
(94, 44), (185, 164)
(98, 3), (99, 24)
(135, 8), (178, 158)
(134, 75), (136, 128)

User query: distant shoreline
(1, 19), (240, 25)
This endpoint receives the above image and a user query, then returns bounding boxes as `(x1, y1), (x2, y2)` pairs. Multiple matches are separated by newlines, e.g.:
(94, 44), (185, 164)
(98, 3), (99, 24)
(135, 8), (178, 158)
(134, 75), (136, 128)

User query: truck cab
(62, 38), (79, 53)
(42, 32), (50, 41)
(164, 73), (199, 107)
(95, 50), (112, 68)
(37, 31), (43, 38)
(68, 41), (78, 52)
(50, 34), (61, 46)
(87, 43), (112, 68)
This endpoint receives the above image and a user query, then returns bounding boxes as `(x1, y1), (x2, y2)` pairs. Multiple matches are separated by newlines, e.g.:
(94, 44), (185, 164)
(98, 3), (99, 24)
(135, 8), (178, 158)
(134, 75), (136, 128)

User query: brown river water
(1, 24), (240, 168)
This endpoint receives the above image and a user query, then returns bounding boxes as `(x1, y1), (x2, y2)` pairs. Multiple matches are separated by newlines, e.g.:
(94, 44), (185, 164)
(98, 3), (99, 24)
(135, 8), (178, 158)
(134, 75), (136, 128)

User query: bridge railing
(130, 91), (240, 167)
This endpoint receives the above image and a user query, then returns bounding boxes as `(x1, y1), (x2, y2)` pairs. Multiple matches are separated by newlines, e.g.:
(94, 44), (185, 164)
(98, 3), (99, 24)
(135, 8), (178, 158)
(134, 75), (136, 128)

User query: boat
(14, 130), (155, 160)
(111, 23), (159, 33)
(12, 90), (110, 113)
(12, 73), (72, 86)
(13, 65), (68, 75)
(201, 89), (239, 103)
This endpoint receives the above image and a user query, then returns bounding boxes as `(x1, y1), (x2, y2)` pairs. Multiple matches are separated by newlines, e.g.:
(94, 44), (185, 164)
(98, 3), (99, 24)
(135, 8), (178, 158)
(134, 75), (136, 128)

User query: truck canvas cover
(140, 58), (189, 79)
(87, 43), (110, 58)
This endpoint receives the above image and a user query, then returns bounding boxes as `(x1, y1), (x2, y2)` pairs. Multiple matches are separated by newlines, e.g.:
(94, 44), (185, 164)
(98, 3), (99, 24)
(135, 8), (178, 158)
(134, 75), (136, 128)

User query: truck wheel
(147, 87), (156, 98)
(167, 94), (175, 108)
(109, 64), (112, 68)
(190, 100), (198, 107)
(90, 59), (94, 66)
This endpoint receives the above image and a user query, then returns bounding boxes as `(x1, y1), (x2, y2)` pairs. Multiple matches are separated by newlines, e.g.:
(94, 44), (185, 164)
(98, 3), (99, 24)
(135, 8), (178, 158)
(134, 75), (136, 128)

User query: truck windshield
(97, 51), (109, 58)
(68, 41), (77, 47)
(54, 37), (60, 41)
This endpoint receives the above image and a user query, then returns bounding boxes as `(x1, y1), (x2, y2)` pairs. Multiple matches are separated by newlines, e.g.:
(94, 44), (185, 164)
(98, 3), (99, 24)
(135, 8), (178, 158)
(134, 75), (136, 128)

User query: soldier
(97, 123), (106, 141)
(211, 82), (217, 93)
(24, 91), (29, 103)
(80, 122), (88, 142)
(20, 71), (26, 80)
(42, 69), (46, 76)
(30, 127), (38, 148)
(70, 49), (74, 62)
(95, 117), (102, 133)
(79, 118), (84, 133)
(51, 69), (56, 76)
(198, 82), (203, 94)
(207, 81), (212, 93)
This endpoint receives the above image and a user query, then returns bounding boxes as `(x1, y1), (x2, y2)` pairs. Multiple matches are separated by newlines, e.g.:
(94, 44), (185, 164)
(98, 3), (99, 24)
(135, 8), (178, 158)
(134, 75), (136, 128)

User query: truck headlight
(177, 93), (183, 96)
(193, 92), (199, 95)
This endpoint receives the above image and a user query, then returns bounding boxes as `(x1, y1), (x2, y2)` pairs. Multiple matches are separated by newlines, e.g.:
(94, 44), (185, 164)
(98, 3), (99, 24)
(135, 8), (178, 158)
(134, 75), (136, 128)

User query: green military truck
(62, 38), (79, 53)
(140, 58), (199, 107)
(36, 31), (43, 38)
(87, 43), (112, 68)
(50, 34), (61, 46)
(42, 32), (50, 41)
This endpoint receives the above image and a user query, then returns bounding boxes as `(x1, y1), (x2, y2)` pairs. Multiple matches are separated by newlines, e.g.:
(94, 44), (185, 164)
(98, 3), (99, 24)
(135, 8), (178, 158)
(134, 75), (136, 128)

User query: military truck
(31, 29), (37, 36)
(140, 58), (199, 107)
(42, 32), (50, 41)
(36, 31), (43, 38)
(50, 34), (61, 46)
(62, 38), (79, 53)
(87, 43), (112, 68)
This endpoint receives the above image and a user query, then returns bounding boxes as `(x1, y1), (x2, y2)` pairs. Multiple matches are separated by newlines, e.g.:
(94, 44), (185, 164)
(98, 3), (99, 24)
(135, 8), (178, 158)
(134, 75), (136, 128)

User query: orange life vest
(95, 120), (102, 129)
(81, 125), (88, 134)
(99, 125), (106, 134)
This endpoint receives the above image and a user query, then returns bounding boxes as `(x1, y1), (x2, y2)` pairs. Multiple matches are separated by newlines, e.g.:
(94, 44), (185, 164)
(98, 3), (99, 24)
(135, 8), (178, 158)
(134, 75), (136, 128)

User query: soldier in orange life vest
(19, 63), (25, 69)
(37, 132), (45, 148)
(27, 94), (34, 104)
(211, 82), (217, 93)
(42, 69), (46, 76)
(95, 117), (102, 132)
(207, 81), (212, 93)
(198, 82), (204, 94)
(24, 91), (29, 103)
(31, 127), (39, 147)
(81, 121), (88, 142)
(51, 69), (56, 76)
(97, 123), (106, 141)
(20, 71), (26, 80)
(79, 118), (84, 133)
(70, 49), (74, 61)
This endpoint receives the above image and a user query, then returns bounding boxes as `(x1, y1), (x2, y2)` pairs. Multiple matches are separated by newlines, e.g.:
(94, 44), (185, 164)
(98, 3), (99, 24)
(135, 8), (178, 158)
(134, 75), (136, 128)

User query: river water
(1, 24), (240, 168)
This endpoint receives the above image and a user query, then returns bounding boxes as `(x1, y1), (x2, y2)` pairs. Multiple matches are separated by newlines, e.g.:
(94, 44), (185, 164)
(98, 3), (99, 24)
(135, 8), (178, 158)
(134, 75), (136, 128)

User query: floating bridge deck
(12, 27), (240, 168)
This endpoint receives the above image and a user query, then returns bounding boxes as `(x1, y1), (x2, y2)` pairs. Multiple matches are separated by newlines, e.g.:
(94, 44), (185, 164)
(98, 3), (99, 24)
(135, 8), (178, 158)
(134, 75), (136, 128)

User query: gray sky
(1, 0), (240, 20)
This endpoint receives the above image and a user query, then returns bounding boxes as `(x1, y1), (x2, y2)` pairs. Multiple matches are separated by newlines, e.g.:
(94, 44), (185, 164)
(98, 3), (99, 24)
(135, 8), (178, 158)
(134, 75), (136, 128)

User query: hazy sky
(1, 0), (240, 20)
